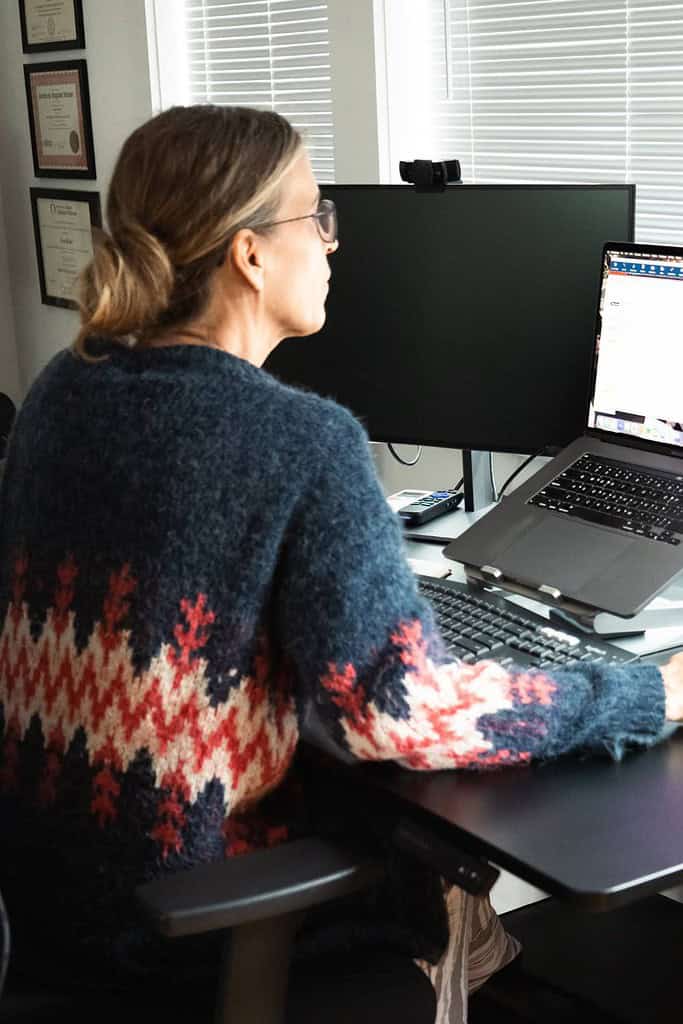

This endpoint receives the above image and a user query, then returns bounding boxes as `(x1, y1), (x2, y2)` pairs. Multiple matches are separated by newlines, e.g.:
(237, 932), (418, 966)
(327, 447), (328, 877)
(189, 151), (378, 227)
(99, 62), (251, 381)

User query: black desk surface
(361, 729), (683, 910)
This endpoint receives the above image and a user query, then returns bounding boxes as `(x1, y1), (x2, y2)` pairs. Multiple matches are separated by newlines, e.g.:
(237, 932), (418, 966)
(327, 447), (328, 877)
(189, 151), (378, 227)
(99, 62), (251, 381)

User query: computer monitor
(265, 184), (635, 455)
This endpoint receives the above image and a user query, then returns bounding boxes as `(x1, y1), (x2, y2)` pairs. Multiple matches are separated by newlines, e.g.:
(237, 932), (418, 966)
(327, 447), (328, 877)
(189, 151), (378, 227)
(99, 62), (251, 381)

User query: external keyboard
(528, 452), (683, 545)
(418, 576), (635, 670)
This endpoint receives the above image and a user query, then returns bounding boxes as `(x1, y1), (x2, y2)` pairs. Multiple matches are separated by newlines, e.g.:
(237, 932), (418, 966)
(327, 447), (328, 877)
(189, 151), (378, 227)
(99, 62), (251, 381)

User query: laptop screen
(588, 244), (683, 447)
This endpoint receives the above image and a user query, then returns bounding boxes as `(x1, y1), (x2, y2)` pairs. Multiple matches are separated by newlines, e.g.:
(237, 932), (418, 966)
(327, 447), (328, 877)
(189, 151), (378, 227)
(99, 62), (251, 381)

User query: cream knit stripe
(0, 601), (298, 807)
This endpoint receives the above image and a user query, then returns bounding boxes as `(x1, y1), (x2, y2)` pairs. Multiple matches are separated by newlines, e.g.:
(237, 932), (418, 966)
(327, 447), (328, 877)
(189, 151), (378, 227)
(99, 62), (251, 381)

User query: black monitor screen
(264, 184), (635, 454)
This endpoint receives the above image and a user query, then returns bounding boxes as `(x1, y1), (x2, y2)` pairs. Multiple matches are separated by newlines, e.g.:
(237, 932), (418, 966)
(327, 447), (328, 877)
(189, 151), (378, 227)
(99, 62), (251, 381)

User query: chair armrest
(136, 837), (383, 938)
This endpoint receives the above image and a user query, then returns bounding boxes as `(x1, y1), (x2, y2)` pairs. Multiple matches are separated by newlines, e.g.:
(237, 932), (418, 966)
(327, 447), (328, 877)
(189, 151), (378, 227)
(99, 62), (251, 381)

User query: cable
(387, 442), (422, 467)
(452, 475), (463, 491)
(497, 449), (546, 500)
(489, 452), (498, 503)
(0, 886), (10, 1002)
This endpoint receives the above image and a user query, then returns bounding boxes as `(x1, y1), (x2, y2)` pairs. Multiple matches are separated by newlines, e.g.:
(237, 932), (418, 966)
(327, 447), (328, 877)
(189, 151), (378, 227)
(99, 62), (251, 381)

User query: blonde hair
(74, 105), (303, 357)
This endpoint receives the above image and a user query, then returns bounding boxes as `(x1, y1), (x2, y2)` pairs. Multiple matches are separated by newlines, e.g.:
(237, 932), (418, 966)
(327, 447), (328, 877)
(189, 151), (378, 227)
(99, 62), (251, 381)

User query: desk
(369, 515), (683, 911)
(362, 732), (683, 910)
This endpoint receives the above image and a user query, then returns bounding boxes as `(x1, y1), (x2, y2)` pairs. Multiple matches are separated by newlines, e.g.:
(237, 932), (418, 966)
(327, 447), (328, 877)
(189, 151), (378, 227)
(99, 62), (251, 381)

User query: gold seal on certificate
(19, 0), (85, 53)
(30, 188), (101, 309)
(24, 59), (96, 178)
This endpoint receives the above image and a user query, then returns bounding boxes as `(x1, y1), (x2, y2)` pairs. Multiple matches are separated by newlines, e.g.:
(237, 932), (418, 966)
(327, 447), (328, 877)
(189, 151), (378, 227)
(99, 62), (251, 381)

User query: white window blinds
(413, 0), (683, 243)
(183, 0), (335, 181)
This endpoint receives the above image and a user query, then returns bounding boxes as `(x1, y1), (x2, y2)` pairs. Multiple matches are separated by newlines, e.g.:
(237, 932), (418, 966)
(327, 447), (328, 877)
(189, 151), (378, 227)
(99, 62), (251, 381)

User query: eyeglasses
(258, 198), (338, 244)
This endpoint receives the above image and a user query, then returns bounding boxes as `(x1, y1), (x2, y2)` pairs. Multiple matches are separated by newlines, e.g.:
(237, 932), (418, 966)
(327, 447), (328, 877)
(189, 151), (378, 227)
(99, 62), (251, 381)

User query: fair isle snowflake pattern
(321, 619), (556, 770)
(0, 550), (562, 858)
(0, 554), (298, 857)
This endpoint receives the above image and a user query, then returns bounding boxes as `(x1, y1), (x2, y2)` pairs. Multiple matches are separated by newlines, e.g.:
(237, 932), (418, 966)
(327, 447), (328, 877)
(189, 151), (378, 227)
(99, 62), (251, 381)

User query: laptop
(445, 240), (683, 618)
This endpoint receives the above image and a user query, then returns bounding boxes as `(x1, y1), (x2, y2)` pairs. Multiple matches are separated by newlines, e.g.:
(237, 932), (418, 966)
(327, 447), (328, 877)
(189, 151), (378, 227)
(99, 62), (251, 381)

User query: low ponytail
(75, 224), (174, 358)
(72, 105), (303, 360)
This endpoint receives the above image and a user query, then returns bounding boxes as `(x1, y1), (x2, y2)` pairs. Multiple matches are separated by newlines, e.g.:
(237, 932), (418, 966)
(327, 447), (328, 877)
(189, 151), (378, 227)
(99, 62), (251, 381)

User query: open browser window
(589, 249), (683, 447)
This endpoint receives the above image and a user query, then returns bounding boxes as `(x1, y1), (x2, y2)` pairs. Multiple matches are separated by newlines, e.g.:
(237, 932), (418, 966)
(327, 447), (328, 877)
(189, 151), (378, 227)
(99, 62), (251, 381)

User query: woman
(1, 105), (682, 1021)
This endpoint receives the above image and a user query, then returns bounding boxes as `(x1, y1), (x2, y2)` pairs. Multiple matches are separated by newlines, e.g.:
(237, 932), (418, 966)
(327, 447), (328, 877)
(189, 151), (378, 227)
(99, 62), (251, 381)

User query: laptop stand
(464, 565), (683, 639)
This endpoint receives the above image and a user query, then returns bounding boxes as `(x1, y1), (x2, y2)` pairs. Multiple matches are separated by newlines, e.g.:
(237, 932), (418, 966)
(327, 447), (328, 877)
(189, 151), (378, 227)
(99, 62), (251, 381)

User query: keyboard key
(528, 454), (683, 543)
(417, 577), (635, 670)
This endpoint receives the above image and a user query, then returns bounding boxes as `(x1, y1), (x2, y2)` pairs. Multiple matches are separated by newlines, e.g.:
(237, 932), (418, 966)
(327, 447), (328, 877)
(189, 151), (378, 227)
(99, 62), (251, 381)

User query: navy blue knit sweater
(0, 341), (666, 980)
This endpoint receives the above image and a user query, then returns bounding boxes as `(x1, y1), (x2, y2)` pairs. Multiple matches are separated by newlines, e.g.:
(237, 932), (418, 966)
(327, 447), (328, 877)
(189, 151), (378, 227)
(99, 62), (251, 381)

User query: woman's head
(75, 105), (310, 355)
(248, 149), (338, 345)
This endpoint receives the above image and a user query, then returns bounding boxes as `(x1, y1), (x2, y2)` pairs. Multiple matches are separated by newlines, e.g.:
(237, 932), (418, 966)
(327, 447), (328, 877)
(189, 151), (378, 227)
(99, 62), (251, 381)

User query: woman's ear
(227, 228), (266, 292)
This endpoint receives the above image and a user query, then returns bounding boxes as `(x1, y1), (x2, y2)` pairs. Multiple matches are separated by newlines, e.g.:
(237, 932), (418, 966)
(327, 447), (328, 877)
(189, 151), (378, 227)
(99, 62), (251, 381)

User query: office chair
(0, 836), (437, 1024)
(0, 394), (15, 461)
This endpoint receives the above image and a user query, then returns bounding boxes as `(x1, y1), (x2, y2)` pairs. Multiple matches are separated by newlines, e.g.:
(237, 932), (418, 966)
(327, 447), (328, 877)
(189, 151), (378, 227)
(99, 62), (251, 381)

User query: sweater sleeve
(275, 406), (666, 770)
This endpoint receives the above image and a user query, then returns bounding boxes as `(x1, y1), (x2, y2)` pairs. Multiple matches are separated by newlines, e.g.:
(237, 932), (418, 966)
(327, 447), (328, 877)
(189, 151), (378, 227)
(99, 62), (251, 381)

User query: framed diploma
(24, 59), (96, 179)
(18, 0), (84, 53)
(30, 187), (101, 309)
(19, 0), (85, 53)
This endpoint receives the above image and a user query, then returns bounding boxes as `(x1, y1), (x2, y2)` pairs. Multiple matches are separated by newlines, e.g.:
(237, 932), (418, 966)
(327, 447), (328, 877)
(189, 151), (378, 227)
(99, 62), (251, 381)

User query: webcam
(398, 159), (462, 190)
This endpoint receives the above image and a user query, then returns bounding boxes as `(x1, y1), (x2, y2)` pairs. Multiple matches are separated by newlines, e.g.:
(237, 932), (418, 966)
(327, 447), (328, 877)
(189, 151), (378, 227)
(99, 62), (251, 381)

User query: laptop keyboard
(418, 577), (633, 670)
(528, 453), (683, 545)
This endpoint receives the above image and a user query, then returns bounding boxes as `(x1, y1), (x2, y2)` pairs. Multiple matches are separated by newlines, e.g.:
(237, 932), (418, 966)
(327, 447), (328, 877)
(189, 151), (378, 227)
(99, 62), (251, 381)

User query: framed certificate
(24, 59), (96, 179)
(30, 187), (101, 309)
(19, 0), (85, 53)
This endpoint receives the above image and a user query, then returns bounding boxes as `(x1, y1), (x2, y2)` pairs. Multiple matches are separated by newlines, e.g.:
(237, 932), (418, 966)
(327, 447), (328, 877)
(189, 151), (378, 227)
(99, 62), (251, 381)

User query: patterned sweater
(0, 341), (665, 983)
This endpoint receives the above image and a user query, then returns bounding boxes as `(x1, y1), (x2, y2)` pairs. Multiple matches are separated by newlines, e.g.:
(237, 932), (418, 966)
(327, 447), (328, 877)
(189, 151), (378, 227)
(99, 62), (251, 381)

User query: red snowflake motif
(101, 563), (137, 658)
(52, 554), (78, 637)
(38, 723), (67, 806)
(222, 817), (254, 857)
(222, 815), (290, 858)
(146, 596), (216, 856)
(320, 662), (381, 755)
(150, 775), (188, 859)
(90, 765), (121, 827)
(167, 594), (216, 686)
(10, 551), (28, 626)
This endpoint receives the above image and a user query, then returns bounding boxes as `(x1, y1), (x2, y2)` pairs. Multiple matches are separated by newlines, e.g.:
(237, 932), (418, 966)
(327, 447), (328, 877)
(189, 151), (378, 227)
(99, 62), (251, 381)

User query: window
(178, 0), (336, 180)
(383, 0), (683, 243)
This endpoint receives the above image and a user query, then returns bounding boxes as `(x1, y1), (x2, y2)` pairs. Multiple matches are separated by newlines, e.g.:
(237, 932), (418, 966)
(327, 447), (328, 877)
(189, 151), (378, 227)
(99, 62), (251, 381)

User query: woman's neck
(145, 327), (220, 350)
(145, 322), (278, 367)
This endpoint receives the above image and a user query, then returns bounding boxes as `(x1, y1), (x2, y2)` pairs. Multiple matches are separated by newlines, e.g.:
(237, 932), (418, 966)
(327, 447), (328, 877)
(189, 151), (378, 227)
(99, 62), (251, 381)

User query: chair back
(0, 393), (16, 459)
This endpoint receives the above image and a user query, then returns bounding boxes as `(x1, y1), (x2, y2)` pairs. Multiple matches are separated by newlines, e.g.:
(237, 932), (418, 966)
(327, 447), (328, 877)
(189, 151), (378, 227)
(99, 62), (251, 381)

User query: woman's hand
(660, 652), (683, 721)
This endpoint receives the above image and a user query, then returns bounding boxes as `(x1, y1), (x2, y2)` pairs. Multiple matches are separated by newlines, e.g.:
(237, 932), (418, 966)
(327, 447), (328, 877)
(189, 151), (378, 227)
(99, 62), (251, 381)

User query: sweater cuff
(599, 663), (666, 760)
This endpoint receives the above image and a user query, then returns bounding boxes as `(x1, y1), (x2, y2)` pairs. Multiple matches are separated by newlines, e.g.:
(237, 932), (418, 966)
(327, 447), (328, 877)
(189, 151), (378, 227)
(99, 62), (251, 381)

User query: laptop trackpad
(501, 518), (630, 590)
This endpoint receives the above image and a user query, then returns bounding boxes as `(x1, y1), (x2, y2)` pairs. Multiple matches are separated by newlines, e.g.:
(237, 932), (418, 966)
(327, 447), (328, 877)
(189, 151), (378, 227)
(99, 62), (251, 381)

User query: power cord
(489, 452), (498, 503)
(497, 449), (546, 499)
(387, 442), (423, 467)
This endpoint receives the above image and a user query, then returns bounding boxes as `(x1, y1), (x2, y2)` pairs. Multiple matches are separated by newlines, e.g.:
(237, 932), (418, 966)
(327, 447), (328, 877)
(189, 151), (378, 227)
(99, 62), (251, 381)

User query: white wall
(327, 0), (384, 184)
(0, 182), (21, 405)
(0, 0), (153, 394)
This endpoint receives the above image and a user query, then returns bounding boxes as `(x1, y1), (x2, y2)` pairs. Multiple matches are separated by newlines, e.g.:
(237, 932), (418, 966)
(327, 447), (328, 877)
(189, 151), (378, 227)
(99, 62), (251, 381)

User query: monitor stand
(402, 450), (496, 543)
(463, 450), (496, 511)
